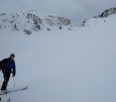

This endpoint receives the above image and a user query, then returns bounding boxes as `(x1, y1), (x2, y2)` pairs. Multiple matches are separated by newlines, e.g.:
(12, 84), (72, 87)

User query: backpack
(0, 61), (3, 70)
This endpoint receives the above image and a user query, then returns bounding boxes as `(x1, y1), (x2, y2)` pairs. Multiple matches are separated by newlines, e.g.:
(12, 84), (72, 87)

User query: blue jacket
(0, 58), (16, 76)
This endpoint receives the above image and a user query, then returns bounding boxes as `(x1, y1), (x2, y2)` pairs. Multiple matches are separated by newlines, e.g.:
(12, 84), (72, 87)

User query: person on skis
(0, 53), (16, 92)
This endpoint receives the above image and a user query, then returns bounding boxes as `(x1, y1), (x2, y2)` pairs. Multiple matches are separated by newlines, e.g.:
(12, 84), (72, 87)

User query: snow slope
(0, 14), (116, 102)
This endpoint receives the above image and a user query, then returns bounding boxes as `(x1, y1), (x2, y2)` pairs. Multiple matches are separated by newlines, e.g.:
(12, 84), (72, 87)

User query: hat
(10, 53), (15, 58)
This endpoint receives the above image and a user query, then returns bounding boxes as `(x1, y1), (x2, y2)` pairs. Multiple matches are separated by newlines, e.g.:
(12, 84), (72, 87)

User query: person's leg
(1, 71), (11, 90)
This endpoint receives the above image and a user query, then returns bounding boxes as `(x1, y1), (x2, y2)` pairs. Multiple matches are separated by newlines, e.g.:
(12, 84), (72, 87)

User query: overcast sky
(0, 0), (116, 26)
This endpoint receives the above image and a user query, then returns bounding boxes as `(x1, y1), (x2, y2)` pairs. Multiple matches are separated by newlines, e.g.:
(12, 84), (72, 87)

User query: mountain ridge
(81, 7), (116, 27)
(0, 10), (72, 34)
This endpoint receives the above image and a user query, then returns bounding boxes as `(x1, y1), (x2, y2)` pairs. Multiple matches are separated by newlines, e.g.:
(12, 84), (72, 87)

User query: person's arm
(12, 61), (16, 77)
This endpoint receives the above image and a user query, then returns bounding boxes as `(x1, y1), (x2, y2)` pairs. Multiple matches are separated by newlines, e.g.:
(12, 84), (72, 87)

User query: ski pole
(13, 77), (15, 88)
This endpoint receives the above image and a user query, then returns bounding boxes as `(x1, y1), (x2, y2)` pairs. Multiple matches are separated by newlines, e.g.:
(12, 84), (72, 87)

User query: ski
(0, 86), (28, 95)
(0, 97), (10, 102)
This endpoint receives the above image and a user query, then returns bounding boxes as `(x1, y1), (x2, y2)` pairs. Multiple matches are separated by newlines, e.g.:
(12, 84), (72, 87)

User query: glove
(12, 74), (15, 77)
(12, 75), (15, 77)
(12, 72), (15, 77)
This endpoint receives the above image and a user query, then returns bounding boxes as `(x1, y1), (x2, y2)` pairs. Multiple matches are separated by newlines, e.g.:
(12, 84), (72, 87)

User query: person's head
(10, 53), (15, 60)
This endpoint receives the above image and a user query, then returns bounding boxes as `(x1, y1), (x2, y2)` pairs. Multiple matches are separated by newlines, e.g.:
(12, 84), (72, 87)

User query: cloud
(0, 0), (116, 26)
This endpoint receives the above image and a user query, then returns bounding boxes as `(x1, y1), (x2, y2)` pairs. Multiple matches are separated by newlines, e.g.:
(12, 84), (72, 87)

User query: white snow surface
(0, 14), (116, 102)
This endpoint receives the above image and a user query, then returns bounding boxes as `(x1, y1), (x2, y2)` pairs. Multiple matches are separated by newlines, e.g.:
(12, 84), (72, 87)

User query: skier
(0, 53), (16, 93)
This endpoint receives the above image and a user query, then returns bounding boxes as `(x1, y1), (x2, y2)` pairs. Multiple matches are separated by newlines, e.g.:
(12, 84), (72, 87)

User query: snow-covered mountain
(0, 10), (72, 34)
(81, 7), (116, 27)
(98, 7), (116, 18)
(0, 7), (116, 102)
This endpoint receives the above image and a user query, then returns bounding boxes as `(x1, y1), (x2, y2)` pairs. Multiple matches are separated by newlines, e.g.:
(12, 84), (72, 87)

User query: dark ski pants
(1, 69), (11, 90)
